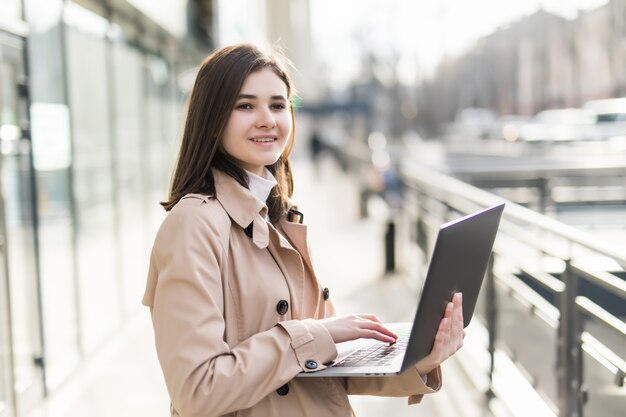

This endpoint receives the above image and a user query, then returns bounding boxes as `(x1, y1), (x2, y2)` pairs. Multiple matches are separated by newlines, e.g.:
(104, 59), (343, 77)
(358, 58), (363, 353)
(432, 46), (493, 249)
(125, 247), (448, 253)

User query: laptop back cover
(400, 203), (504, 372)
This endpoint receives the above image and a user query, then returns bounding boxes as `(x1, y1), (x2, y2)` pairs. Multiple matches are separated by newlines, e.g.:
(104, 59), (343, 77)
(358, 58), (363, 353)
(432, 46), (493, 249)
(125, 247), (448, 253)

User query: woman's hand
(319, 314), (398, 344)
(415, 292), (465, 376)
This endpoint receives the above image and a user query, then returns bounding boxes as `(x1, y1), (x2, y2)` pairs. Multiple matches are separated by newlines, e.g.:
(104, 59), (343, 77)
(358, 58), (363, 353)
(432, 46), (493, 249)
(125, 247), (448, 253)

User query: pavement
(24, 155), (492, 417)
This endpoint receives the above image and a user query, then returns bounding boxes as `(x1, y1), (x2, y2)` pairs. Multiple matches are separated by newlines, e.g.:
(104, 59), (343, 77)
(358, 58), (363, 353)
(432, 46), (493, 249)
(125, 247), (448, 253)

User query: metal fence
(339, 145), (626, 417)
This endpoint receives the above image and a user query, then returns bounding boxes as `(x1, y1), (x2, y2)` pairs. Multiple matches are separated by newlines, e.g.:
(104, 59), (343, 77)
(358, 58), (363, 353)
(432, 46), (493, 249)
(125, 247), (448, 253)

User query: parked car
(447, 107), (497, 141)
(487, 114), (529, 142)
(583, 98), (626, 141)
(517, 108), (596, 142)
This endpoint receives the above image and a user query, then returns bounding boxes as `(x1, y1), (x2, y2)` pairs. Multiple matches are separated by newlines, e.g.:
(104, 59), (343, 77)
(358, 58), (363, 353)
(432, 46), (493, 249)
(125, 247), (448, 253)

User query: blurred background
(0, 0), (625, 416)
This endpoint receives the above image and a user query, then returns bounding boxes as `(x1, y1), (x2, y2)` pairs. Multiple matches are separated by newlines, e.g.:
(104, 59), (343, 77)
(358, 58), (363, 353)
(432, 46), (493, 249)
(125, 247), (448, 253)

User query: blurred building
(419, 0), (626, 135)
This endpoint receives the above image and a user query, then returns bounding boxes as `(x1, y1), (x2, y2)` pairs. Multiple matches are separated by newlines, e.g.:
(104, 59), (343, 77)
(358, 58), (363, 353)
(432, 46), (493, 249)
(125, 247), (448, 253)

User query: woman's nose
(256, 107), (276, 128)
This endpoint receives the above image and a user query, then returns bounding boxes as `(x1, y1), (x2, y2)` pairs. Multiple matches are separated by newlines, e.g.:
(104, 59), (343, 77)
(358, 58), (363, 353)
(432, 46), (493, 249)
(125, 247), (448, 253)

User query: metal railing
(338, 144), (626, 417)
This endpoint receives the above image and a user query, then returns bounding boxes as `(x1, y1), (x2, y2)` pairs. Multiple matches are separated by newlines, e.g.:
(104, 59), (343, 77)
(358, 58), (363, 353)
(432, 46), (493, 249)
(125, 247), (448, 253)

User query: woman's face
(221, 68), (293, 176)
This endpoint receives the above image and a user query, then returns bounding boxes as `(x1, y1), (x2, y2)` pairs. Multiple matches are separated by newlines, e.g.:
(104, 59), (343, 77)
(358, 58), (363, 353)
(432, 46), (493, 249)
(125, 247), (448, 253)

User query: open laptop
(298, 202), (505, 377)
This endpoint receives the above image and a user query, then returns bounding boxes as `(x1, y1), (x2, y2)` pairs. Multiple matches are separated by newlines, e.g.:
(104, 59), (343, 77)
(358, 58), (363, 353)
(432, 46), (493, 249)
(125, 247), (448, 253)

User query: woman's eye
(236, 103), (252, 110)
(271, 103), (286, 110)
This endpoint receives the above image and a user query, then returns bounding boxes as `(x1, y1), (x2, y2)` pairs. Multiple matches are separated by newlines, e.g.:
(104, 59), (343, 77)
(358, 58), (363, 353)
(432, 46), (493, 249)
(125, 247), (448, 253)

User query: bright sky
(310, 0), (609, 88)
(124, 0), (609, 90)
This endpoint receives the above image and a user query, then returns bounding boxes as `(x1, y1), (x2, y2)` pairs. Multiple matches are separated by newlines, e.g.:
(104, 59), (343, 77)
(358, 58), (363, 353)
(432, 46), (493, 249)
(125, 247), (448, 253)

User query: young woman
(143, 43), (464, 417)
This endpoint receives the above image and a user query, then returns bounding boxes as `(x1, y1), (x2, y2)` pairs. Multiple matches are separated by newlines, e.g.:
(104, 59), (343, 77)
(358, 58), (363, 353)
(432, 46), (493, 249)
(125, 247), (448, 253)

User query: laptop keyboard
(333, 329), (410, 367)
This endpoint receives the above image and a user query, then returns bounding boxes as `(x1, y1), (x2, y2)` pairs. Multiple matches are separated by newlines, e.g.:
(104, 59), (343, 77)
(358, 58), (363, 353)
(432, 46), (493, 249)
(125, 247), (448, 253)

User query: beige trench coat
(143, 169), (442, 417)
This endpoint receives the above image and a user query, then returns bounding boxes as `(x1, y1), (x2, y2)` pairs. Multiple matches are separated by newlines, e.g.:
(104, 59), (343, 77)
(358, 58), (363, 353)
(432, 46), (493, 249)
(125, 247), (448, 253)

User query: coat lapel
(267, 226), (305, 319)
(213, 169), (269, 249)
(279, 221), (313, 270)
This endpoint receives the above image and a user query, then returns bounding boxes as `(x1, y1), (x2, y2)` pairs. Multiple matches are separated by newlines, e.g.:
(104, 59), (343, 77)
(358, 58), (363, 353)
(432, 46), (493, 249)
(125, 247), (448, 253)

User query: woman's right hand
(319, 314), (398, 344)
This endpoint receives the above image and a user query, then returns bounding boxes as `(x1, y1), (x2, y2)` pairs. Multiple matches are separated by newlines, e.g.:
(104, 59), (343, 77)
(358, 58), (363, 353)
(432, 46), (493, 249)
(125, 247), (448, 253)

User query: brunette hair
(161, 44), (296, 224)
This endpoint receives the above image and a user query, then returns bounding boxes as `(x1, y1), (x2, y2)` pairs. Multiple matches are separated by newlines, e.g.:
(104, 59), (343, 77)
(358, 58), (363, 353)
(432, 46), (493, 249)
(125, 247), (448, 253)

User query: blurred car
(487, 114), (529, 142)
(583, 98), (626, 141)
(517, 108), (596, 142)
(447, 107), (497, 141)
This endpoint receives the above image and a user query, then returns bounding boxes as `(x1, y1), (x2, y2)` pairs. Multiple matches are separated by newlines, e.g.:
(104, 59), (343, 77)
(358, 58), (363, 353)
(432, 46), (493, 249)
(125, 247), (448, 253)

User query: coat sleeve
(345, 366), (442, 405)
(146, 202), (337, 417)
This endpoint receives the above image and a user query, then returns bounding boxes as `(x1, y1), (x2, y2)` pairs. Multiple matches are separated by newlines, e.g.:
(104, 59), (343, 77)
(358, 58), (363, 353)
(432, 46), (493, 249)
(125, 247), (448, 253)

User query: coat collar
(212, 168), (309, 254)
(213, 169), (270, 249)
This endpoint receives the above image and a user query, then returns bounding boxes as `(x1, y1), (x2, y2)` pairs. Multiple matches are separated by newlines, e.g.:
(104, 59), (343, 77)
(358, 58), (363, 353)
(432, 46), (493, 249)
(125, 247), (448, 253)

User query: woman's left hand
(414, 292), (465, 376)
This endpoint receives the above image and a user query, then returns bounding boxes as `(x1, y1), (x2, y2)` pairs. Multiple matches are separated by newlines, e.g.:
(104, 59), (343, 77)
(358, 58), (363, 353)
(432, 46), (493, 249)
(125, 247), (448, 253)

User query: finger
(358, 319), (398, 340)
(455, 293), (464, 328)
(432, 316), (451, 355)
(359, 329), (397, 343)
(359, 315), (399, 339)
(440, 301), (454, 342)
(451, 294), (463, 337)
(444, 301), (453, 319)
(359, 313), (384, 324)
(453, 294), (465, 349)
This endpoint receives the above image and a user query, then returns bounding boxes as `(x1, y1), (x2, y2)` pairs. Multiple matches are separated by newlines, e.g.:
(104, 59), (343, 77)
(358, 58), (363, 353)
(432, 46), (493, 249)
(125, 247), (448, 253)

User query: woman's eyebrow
(237, 94), (286, 100)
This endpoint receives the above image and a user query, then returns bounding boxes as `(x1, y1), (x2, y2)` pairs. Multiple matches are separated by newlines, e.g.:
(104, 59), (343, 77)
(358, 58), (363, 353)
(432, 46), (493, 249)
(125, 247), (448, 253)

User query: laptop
(298, 202), (505, 377)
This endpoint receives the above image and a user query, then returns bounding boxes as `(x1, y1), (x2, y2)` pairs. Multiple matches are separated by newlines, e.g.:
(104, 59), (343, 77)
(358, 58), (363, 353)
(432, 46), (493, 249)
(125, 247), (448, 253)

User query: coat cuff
(277, 319), (337, 373)
(408, 366), (442, 405)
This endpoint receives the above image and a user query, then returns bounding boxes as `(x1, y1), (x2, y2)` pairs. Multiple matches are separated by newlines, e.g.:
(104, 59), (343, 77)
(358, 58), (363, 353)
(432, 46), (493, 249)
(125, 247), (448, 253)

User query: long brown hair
(161, 44), (296, 224)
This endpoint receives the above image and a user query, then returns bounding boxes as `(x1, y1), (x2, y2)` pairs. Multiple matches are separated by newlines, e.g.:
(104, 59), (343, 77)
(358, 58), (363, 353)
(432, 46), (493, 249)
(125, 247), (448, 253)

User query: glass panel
(0, 57), (43, 409)
(112, 42), (146, 314)
(25, 0), (80, 389)
(30, 103), (78, 389)
(0, 57), (14, 417)
(65, 22), (120, 353)
(143, 55), (167, 232)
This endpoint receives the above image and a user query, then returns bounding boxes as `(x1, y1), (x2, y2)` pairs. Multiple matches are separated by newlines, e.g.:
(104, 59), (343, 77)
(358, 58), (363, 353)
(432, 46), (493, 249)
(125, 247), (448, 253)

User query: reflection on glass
(26, 0), (80, 390)
(66, 23), (120, 353)
(112, 42), (146, 314)
(0, 57), (9, 414)
(1, 58), (43, 409)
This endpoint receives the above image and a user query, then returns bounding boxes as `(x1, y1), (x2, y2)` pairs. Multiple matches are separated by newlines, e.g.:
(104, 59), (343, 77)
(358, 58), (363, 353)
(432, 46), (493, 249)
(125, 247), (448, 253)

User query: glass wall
(3, 1), (200, 414)
(25, 0), (80, 390)
(64, 5), (120, 354)
(0, 29), (45, 415)
(0, 246), (12, 417)
(143, 54), (168, 227)
(0, 46), (16, 417)
(111, 40), (147, 315)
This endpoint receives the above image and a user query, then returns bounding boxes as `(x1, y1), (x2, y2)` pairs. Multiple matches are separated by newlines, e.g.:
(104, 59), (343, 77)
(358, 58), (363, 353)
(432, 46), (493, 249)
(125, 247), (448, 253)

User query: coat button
(323, 287), (330, 301)
(276, 300), (289, 315)
(244, 223), (253, 238)
(305, 360), (318, 370)
(276, 383), (289, 396)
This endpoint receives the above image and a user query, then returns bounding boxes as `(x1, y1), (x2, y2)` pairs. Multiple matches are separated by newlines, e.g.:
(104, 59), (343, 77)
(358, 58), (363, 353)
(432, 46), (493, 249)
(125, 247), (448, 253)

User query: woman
(143, 43), (464, 417)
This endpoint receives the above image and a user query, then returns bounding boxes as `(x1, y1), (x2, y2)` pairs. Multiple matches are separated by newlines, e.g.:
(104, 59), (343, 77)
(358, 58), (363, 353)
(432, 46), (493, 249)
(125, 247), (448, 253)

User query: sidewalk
(25, 156), (489, 417)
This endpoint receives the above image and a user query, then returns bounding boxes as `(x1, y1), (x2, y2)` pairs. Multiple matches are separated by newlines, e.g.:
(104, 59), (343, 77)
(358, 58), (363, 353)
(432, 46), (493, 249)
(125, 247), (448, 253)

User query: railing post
(537, 177), (552, 215)
(384, 219), (396, 274)
(559, 260), (583, 417)
(485, 253), (497, 400)
(359, 188), (369, 219)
